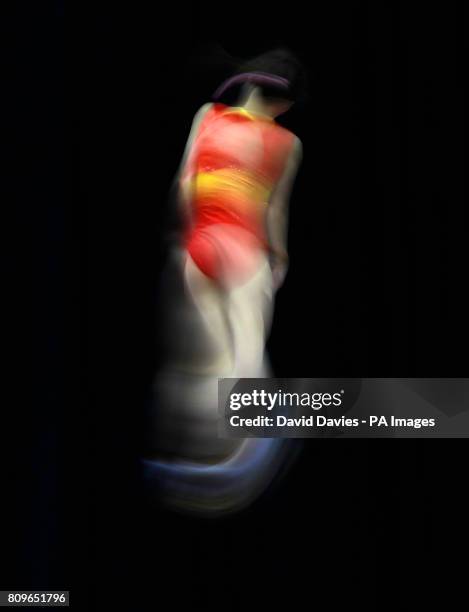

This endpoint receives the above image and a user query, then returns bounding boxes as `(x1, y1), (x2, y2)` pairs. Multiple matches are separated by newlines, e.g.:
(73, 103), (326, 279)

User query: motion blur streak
(144, 246), (291, 516)
(144, 439), (293, 516)
(144, 55), (303, 514)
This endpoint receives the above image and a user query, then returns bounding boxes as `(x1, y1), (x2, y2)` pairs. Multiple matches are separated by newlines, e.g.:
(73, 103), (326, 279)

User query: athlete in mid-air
(146, 47), (306, 514)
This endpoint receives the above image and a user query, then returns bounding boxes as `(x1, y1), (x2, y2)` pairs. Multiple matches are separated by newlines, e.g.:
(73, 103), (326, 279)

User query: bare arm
(266, 136), (303, 289)
(174, 103), (213, 225)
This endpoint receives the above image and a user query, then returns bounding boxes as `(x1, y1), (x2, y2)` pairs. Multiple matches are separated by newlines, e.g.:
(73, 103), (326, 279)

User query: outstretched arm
(266, 136), (303, 290)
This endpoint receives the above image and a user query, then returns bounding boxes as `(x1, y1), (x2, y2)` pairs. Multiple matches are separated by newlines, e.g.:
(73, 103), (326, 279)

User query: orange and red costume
(181, 103), (295, 284)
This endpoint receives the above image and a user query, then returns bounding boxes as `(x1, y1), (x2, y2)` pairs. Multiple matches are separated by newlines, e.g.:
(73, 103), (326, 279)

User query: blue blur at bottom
(143, 438), (296, 516)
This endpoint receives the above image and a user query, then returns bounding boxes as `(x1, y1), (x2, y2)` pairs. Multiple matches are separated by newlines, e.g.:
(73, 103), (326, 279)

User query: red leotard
(182, 103), (295, 285)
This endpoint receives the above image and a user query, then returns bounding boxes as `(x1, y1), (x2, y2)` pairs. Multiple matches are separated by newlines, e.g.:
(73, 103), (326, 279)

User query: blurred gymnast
(145, 47), (307, 515)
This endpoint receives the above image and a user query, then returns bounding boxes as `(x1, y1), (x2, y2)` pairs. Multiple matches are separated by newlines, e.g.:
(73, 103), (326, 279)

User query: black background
(5, 1), (467, 610)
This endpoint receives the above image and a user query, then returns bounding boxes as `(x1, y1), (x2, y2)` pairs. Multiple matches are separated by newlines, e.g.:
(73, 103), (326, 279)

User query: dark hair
(234, 47), (308, 104)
